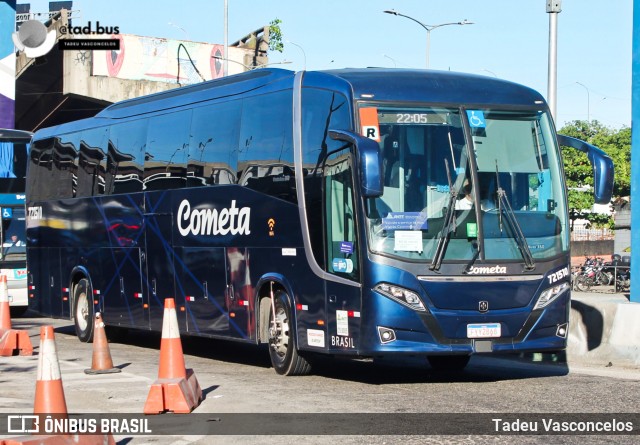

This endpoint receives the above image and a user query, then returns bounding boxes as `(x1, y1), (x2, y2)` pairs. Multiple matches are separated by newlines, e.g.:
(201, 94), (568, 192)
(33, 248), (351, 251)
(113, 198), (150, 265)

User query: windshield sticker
(394, 230), (423, 253)
(466, 110), (486, 128)
(332, 258), (354, 274)
(339, 241), (354, 254)
(359, 107), (380, 141)
(382, 212), (428, 231)
(466, 222), (478, 238)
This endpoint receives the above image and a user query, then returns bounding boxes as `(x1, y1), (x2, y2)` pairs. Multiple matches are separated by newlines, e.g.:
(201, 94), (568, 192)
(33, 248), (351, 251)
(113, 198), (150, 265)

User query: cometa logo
(467, 265), (507, 275)
(177, 199), (251, 236)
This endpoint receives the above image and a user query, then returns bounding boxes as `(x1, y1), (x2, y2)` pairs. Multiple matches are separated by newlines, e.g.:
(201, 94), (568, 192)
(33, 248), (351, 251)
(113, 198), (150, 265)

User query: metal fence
(570, 226), (615, 241)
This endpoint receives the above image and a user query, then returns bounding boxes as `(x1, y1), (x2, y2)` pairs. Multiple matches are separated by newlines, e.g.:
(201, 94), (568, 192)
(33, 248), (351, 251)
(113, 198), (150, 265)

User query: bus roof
(0, 129), (33, 142)
(312, 68), (547, 108)
(33, 68), (548, 140)
(33, 69), (295, 139)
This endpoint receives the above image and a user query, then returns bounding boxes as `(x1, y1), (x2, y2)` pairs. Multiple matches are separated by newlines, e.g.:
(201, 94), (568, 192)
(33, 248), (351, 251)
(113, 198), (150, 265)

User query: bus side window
(238, 91), (295, 202)
(52, 138), (75, 199)
(78, 128), (109, 197)
(324, 149), (359, 281)
(301, 88), (351, 270)
(109, 119), (146, 194)
(145, 110), (191, 191)
(188, 101), (240, 187)
(27, 138), (53, 201)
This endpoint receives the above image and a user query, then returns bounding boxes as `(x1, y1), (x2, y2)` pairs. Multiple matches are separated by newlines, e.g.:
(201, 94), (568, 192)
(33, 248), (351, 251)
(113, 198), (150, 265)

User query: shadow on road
(14, 312), (570, 385)
(571, 299), (604, 351)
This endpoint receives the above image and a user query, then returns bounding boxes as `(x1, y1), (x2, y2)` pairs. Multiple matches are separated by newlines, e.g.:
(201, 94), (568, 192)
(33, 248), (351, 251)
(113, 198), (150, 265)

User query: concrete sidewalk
(568, 289), (640, 367)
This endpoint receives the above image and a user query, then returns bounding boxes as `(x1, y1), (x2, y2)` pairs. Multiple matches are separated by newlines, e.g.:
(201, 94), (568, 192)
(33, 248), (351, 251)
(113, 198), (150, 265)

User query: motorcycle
(573, 256), (612, 292)
(573, 255), (631, 293)
(607, 254), (631, 293)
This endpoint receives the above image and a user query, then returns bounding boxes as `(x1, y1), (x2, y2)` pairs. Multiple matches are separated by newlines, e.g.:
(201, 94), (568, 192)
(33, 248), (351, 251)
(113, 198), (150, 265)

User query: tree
(268, 19), (283, 53)
(558, 120), (631, 229)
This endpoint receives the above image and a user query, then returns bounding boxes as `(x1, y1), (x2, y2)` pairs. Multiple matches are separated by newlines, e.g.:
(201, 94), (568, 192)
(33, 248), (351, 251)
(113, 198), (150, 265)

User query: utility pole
(546, 0), (561, 121)
(223, 0), (228, 76)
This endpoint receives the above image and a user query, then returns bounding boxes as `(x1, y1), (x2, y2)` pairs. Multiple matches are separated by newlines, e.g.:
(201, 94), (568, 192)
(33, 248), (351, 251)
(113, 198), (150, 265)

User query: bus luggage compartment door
(143, 211), (177, 332)
(177, 246), (230, 336)
(99, 247), (145, 329)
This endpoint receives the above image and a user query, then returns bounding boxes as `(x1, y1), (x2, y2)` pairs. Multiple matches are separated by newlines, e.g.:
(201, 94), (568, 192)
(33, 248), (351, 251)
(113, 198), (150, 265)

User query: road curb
(568, 291), (640, 366)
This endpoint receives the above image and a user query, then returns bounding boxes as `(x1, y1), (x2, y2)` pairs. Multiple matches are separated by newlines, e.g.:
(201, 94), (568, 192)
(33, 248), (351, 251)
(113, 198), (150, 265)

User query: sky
(22, 0), (633, 129)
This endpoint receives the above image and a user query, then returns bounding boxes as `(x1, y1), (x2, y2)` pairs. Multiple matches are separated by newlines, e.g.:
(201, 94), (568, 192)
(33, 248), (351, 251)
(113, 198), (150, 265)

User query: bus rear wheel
(268, 290), (311, 376)
(73, 278), (94, 343)
(427, 355), (470, 373)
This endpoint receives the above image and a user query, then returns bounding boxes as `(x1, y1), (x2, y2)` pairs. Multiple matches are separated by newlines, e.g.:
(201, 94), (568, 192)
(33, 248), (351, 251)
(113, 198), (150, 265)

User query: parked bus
(26, 69), (613, 375)
(0, 129), (30, 317)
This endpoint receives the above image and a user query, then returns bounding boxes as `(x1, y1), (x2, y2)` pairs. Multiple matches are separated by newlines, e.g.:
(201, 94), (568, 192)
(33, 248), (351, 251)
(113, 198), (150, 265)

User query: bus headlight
(374, 283), (427, 312)
(533, 282), (569, 310)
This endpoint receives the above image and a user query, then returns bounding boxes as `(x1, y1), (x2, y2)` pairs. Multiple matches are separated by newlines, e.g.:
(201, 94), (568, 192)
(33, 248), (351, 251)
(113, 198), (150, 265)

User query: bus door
(177, 245), (230, 337)
(143, 197), (178, 332)
(323, 149), (362, 353)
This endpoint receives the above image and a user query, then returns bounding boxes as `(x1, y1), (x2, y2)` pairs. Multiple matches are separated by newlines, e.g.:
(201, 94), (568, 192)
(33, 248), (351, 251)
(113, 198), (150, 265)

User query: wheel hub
(76, 293), (89, 331)
(269, 309), (289, 357)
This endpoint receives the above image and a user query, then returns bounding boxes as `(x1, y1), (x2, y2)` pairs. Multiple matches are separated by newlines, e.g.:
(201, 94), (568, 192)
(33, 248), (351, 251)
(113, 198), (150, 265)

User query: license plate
(467, 323), (501, 338)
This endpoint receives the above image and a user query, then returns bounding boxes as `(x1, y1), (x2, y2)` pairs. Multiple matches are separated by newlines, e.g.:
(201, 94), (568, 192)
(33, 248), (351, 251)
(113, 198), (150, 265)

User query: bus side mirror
(557, 134), (614, 204)
(329, 130), (383, 198)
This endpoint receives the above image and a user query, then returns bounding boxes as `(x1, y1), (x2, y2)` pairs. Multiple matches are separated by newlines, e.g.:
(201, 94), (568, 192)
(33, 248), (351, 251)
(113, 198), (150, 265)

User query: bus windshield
(365, 106), (568, 264)
(0, 132), (29, 263)
(1, 207), (26, 261)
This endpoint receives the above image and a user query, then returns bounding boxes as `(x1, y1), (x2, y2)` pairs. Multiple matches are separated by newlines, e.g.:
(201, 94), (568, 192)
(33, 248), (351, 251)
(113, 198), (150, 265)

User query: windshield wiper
(430, 159), (457, 271)
(463, 240), (481, 274)
(495, 165), (535, 270)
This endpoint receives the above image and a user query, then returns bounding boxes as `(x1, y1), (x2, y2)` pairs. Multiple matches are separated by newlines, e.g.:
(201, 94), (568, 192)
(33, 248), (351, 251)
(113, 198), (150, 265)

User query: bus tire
(73, 278), (94, 343)
(427, 355), (470, 373)
(268, 290), (311, 376)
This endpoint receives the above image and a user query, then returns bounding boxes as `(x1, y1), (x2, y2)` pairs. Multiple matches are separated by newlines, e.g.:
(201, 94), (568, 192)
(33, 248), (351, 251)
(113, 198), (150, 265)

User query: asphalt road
(1, 312), (639, 445)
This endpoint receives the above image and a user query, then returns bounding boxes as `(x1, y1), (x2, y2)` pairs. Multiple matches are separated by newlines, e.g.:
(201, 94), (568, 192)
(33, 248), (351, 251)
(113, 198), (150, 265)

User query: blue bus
(0, 129), (30, 317)
(26, 69), (613, 375)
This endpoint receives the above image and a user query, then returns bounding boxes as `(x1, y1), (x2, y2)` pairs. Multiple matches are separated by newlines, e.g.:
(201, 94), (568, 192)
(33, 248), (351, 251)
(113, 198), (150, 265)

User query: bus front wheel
(73, 278), (94, 343)
(268, 290), (311, 376)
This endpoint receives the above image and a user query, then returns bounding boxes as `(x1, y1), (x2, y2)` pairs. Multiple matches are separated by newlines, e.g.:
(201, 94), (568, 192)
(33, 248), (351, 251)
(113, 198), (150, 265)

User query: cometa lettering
(467, 265), (507, 275)
(177, 199), (251, 236)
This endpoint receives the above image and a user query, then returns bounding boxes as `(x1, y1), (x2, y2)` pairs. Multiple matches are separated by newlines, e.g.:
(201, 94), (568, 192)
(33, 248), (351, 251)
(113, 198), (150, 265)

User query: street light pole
(576, 81), (590, 123)
(383, 9), (473, 68)
(223, 0), (228, 77)
(212, 55), (292, 72)
(547, 1), (562, 121)
(286, 40), (306, 70)
(168, 22), (189, 40)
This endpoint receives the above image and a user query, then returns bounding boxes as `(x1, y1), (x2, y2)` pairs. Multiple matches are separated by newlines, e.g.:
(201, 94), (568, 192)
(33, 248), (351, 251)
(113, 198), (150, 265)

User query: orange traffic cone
(0, 275), (11, 329)
(0, 275), (33, 356)
(84, 313), (121, 375)
(33, 326), (68, 415)
(0, 325), (116, 444)
(144, 298), (202, 414)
